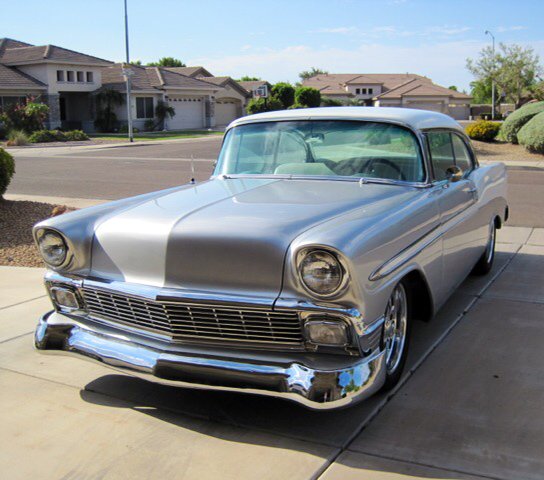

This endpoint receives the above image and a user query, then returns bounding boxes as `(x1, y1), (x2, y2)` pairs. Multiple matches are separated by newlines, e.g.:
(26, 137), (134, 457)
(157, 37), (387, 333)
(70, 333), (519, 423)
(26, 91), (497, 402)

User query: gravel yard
(471, 139), (544, 162)
(0, 200), (74, 267)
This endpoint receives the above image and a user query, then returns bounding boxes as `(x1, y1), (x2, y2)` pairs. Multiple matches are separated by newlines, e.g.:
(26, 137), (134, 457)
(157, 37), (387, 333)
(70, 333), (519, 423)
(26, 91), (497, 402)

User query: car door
(427, 130), (482, 296)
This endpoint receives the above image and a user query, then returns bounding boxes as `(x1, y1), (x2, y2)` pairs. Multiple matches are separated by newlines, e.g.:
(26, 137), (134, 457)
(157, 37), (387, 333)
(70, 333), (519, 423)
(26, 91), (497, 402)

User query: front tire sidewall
(472, 221), (496, 276)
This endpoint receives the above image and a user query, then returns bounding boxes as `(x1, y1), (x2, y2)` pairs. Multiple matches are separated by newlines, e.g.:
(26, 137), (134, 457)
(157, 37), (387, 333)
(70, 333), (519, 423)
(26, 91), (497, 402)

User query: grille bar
(82, 286), (303, 345)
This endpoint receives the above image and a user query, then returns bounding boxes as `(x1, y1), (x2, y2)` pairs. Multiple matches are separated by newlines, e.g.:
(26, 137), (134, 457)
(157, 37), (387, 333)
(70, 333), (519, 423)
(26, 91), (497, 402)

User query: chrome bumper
(35, 311), (386, 410)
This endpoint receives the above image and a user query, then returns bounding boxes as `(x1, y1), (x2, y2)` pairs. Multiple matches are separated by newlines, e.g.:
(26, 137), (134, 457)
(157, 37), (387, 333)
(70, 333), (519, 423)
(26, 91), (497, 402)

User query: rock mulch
(471, 140), (544, 162)
(0, 200), (75, 267)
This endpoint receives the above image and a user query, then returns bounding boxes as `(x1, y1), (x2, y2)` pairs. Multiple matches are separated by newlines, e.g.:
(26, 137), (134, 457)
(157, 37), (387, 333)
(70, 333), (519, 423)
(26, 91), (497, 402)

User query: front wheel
(381, 281), (411, 391)
(472, 221), (496, 276)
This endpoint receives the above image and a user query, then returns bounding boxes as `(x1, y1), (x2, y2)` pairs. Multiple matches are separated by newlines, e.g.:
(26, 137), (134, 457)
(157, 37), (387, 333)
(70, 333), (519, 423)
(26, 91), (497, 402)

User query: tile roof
(164, 66), (213, 78)
(200, 76), (250, 97)
(0, 63), (46, 89)
(0, 44), (112, 66)
(0, 38), (33, 57)
(100, 64), (220, 92)
(376, 79), (471, 100)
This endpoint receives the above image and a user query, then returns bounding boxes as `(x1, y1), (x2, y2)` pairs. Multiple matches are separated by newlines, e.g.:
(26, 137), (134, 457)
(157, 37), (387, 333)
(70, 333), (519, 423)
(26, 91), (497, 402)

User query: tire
(472, 221), (496, 276)
(380, 280), (412, 391)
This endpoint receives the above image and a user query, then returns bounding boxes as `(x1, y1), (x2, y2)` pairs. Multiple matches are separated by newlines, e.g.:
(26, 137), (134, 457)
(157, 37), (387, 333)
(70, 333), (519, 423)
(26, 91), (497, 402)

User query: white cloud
(496, 25), (528, 33)
(313, 26), (358, 34)
(241, 45), (252, 51)
(427, 25), (471, 35)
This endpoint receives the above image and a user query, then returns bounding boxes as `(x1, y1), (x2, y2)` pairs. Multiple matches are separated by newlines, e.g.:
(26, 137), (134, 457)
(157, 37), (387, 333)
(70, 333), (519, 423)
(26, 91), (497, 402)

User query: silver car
(34, 107), (508, 409)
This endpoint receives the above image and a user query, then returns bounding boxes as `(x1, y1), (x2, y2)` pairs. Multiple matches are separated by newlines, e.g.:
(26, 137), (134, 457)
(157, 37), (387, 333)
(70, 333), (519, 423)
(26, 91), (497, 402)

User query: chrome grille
(82, 286), (303, 345)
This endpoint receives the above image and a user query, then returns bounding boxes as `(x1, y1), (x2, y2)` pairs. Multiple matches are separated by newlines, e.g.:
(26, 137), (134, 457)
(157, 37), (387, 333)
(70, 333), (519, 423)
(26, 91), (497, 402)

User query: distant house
(238, 80), (272, 98)
(303, 73), (472, 120)
(0, 38), (251, 131)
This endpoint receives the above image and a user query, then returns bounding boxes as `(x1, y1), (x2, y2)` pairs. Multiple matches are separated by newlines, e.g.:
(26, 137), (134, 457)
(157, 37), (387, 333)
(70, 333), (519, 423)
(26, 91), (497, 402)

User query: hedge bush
(498, 101), (544, 144)
(64, 130), (89, 141)
(465, 120), (501, 142)
(246, 96), (283, 114)
(0, 148), (15, 199)
(271, 82), (295, 109)
(28, 129), (67, 143)
(518, 111), (544, 154)
(294, 86), (321, 108)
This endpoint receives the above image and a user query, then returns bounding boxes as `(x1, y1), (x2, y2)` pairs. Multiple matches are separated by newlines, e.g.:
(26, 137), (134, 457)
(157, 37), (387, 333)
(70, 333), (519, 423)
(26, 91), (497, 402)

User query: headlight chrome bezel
(36, 228), (70, 268)
(296, 247), (349, 298)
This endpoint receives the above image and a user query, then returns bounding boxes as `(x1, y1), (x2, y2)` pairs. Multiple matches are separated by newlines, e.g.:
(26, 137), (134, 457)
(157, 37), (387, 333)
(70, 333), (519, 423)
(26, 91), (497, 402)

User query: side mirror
(445, 165), (463, 182)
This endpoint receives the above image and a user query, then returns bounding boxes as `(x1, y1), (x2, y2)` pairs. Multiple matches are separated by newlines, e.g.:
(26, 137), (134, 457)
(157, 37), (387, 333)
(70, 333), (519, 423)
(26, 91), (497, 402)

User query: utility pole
(123, 0), (134, 142)
(485, 30), (496, 120)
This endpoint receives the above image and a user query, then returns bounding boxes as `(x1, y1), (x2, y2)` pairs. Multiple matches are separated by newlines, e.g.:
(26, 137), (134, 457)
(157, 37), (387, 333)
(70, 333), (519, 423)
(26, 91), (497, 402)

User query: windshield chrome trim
(210, 173), (431, 188)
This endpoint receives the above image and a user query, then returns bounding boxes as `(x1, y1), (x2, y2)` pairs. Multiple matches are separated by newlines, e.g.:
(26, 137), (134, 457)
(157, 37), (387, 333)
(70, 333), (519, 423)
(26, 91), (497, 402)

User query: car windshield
(215, 120), (425, 182)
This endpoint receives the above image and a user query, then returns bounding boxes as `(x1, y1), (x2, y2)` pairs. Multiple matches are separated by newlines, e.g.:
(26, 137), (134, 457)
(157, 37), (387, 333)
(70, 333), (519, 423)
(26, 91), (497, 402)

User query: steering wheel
(360, 158), (406, 181)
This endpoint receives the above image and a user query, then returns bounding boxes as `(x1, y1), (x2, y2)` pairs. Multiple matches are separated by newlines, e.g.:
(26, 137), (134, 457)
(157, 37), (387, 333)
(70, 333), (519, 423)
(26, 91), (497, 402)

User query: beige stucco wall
(345, 84), (382, 100)
(18, 64), (104, 94)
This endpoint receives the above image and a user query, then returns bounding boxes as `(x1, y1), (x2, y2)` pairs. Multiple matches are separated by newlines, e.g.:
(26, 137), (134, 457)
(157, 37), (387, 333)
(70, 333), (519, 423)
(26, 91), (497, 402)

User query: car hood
(90, 177), (418, 301)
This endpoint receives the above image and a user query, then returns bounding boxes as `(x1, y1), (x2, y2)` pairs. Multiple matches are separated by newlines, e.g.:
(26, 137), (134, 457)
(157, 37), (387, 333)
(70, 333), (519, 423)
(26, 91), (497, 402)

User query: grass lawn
(89, 130), (224, 142)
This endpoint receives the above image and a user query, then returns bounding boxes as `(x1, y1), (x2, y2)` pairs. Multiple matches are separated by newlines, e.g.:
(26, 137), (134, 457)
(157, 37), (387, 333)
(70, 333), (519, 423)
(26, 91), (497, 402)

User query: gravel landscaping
(0, 200), (75, 267)
(471, 139), (544, 162)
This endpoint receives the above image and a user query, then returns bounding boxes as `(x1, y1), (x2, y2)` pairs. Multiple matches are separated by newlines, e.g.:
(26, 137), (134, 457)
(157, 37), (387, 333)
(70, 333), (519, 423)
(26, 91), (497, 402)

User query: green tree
(299, 67), (328, 81)
(236, 75), (261, 82)
(469, 79), (497, 104)
(529, 81), (544, 101)
(467, 43), (543, 107)
(94, 89), (124, 132)
(246, 96), (283, 115)
(271, 82), (295, 108)
(448, 85), (458, 91)
(155, 100), (175, 130)
(147, 57), (186, 67)
(294, 86), (321, 108)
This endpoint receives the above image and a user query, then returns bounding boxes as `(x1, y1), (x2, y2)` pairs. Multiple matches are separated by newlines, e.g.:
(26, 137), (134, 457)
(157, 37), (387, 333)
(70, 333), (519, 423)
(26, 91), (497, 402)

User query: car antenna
(189, 155), (196, 184)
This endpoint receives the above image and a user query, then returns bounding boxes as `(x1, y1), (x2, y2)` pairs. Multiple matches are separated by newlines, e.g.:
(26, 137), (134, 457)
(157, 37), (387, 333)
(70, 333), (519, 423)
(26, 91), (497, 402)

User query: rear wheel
(381, 281), (411, 391)
(472, 221), (496, 276)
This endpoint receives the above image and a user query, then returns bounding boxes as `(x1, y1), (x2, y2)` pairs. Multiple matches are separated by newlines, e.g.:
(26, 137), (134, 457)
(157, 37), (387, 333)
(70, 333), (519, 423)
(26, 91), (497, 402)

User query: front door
(427, 131), (481, 296)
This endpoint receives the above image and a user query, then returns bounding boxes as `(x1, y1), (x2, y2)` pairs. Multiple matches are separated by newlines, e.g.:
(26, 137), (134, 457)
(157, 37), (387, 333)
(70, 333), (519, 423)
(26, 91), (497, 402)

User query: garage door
(405, 102), (444, 113)
(215, 99), (240, 126)
(167, 96), (205, 130)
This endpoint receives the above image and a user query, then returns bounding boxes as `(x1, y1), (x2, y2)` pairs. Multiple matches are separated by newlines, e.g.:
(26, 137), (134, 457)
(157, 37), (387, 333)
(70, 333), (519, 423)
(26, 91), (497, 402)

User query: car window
(428, 131), (472, 181)
(216, 121), (425, 182)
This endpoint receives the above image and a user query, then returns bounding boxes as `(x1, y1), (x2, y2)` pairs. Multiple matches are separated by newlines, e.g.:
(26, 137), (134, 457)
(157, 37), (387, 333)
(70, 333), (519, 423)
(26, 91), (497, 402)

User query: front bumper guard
(35, 311), (386, 410)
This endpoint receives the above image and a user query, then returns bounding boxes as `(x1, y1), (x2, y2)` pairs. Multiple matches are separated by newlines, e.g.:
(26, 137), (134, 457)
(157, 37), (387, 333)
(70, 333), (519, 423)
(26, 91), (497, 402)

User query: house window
(86, 72), (94, 83)
(136, 97), (154, 119)
(67, 71), (74, 82)
(56, 70), (64, 82)
(368, 88), (373, 95)
(77, 71), (84, 82)
(355, 88), (360, 94)
(362, 88), (367, 94)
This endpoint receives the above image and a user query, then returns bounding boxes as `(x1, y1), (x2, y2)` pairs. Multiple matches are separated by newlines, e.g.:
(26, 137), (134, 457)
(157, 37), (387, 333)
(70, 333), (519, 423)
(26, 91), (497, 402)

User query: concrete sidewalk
(0, 227), (543, 479)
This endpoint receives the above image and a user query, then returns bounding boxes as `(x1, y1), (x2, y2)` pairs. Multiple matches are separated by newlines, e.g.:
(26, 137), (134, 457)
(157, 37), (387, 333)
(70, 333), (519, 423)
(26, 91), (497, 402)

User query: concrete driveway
(1, 226), (543, 479)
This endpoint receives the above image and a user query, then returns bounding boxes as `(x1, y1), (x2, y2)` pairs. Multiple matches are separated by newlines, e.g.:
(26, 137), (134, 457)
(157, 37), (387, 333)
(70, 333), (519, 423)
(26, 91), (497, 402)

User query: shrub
(294, 87), (321, 108)
(0, 148), (15, 199)
(28, 129), (66, 143)
(498, 101), (544, 143)
(465, 120), (501, 142)
(6, 129), (29, 146)
(119, 125), (140, 134)
(271, 82), (295, 109)
(0, 101), (49, 133)
(246, 96), (283, 114)
(321, 97), (344, 107)
(518, 111), (544, 154)
(64, 130), (89, 141)
(143, 119), (156, 132)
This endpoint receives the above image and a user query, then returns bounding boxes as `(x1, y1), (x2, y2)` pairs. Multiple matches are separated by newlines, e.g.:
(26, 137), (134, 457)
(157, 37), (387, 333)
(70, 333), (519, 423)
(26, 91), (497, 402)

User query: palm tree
(94, 89), (124, 132)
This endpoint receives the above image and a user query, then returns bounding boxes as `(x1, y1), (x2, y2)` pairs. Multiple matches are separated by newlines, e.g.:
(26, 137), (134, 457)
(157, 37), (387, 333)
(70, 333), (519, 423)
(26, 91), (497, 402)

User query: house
(0, 38), (250, 131)
(166, 67), (251, 126)
(303, 73), (472, 120)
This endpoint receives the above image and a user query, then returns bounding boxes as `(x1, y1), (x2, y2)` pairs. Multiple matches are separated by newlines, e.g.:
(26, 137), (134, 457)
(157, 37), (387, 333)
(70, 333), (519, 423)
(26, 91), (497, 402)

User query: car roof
(228, 106), (463, 132)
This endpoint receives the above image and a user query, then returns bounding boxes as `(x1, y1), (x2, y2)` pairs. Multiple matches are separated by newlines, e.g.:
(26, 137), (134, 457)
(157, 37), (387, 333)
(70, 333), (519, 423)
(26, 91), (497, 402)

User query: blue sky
(2, 0), (543, 91)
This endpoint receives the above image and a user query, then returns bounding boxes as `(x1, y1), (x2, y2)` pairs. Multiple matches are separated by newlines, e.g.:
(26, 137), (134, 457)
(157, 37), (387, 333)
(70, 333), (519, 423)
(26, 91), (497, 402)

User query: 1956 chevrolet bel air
(34, 107), (508, 409)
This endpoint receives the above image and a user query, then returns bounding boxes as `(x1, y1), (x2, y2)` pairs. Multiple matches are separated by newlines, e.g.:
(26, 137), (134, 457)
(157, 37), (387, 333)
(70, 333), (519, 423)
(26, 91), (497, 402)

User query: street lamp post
(485, 30), (496, 120)
(123, 0), (134, 142)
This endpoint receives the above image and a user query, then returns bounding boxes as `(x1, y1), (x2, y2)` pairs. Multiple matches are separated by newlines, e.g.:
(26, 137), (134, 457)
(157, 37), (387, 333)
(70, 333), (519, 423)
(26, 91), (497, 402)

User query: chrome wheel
(383, 283), (408, 374)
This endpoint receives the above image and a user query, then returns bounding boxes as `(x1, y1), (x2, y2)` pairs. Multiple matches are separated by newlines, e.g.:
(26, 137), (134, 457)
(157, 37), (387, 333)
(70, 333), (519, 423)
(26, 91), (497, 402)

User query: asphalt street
(7, 137), (544, 227)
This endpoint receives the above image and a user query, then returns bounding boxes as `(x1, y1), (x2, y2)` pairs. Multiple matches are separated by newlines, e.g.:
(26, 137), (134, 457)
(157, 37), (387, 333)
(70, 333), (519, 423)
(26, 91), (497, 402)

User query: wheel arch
(400, 269), (434, 323)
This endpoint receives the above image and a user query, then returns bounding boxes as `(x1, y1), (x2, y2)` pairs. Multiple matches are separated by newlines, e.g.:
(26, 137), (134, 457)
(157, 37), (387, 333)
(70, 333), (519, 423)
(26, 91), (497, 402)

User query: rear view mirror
(445, 165), (463, 182)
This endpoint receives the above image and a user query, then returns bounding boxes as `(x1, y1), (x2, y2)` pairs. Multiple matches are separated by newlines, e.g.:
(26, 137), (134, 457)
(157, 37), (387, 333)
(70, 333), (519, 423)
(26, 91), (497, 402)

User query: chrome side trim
(369, 200), (477, 281)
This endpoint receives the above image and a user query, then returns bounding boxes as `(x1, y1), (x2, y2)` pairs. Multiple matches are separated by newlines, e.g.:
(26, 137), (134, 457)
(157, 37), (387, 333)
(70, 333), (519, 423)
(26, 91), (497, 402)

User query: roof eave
(2, 59), (113, 67)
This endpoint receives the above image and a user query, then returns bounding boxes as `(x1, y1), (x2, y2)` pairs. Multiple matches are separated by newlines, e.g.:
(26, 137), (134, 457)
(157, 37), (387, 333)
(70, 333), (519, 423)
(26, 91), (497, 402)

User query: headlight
(37, 229), (68, 267)
(299, 249), (344, 296)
